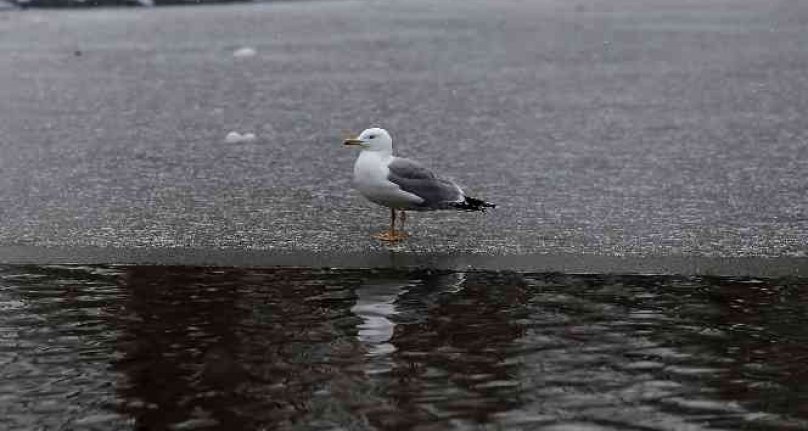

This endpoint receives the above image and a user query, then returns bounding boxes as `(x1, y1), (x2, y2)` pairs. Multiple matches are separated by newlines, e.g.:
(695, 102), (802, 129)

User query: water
(1, 265), (807, 430)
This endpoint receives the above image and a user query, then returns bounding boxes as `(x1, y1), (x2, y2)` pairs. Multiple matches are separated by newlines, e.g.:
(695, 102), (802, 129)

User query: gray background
(1, 0), (806, 265)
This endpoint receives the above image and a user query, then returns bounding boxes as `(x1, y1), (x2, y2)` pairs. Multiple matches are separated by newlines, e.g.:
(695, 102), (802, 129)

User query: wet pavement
(2, 264), (808, 430)
(0, 0), (807, 264)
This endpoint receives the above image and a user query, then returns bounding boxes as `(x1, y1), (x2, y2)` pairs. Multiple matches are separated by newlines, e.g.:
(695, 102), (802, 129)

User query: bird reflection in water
(351, 280), (410, 362)
(351, 273), (468, 375)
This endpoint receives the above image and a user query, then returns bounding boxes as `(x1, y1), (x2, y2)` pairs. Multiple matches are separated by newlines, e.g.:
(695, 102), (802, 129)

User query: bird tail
(452, 196), (496, 212)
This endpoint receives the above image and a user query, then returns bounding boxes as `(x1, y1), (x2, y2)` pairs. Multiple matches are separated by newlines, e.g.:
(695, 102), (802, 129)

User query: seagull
(344, 127), (495, 242)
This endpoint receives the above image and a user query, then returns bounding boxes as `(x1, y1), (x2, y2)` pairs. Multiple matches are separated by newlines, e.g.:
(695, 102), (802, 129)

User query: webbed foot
(373, 231), (409, 242)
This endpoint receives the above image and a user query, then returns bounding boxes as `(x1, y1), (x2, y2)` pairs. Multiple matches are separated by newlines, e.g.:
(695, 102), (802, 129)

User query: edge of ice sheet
(1, 246), (807, 278)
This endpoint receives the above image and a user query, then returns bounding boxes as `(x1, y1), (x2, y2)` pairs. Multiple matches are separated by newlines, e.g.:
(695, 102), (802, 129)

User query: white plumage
(353, 150), (426, 209)
(344, 127), (494, 241)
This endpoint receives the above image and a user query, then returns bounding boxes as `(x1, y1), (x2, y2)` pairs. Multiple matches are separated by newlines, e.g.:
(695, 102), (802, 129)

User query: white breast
(353, 151), (424, 209)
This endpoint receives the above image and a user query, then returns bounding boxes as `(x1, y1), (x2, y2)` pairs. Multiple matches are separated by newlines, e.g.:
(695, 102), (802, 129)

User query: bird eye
(368, 135), (376, 139)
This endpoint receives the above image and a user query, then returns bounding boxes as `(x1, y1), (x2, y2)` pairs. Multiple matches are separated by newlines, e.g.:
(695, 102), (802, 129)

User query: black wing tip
(454, 196), (496, 212)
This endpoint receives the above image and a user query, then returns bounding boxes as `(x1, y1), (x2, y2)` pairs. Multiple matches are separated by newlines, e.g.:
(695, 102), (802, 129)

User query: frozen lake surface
(0, 0), (807, 262)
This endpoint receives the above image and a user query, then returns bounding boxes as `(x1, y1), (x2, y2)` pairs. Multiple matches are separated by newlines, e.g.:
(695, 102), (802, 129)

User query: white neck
(361, 146), (393, 156)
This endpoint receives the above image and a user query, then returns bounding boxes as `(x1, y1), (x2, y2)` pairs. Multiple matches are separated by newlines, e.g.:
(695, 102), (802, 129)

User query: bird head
(343, 127), (393, 153)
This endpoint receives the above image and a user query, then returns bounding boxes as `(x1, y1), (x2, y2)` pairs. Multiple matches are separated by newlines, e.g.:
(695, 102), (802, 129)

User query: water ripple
(0, 265), (806, 430)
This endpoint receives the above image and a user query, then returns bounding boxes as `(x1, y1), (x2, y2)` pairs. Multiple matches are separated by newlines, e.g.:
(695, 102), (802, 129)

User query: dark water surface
(1, 265), (807, 430)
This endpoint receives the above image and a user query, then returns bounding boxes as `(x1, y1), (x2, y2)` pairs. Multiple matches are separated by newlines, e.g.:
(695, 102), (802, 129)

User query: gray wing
(387, 157), (464, 208)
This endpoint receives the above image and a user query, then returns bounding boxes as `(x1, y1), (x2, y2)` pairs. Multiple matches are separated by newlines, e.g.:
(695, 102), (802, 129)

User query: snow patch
(232, 47), (257, 58)
(225, 131), (257, 144)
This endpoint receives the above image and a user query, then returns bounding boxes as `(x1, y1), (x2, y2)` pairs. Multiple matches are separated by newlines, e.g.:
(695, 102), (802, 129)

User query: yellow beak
(343, 137), (363, 146)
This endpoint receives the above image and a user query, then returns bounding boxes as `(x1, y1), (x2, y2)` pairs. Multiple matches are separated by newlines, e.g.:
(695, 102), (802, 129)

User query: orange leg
(374, 208), (408, 242)
(399, 210), (407, 234)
